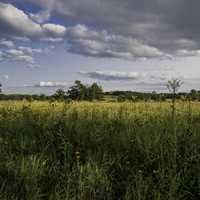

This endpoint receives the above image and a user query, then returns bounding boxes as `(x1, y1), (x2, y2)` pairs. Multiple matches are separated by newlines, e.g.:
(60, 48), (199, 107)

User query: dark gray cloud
(21, 0), (200, 57)
(2, 0), (200, 59)
(80, 71), (141, 81)
(66, 24), (169, 59)
(79, 70), (185, 83)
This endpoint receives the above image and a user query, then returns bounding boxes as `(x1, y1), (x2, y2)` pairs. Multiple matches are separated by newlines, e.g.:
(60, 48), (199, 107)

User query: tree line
(1, 80), (200, 101)
(53, 80), (103, 101)
(0, 81), (104, 101)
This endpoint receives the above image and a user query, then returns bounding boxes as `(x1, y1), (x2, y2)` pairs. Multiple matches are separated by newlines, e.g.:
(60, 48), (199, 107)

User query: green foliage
(53, 89), (66, 100)
(67, 80), (103, 101)
(0, 101), (200, 199)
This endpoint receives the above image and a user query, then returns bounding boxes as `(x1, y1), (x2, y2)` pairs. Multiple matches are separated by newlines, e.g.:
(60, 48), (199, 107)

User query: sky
(0, 0), (200, 94)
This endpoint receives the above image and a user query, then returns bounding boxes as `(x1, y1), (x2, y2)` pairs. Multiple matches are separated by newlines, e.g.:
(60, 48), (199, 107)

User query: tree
(67, 81), (104, 101)
(167, 79), (183, 169)
(67, 80), (87, 100)
(53, 89), (66, 100)
(190, 89), (198, 100)
(167, 79), (183, 92)
(88, 83), (103, 100)
(167, 79), (183, 104)
(167, 79), (183, 132)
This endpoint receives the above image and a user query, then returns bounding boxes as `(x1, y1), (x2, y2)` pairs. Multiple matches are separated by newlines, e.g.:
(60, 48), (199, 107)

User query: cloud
(66, 24), (169, 59)
(0, 39), (15, 48)
(80, 70), (184, 83)
(35, 81), (68, 87)
(43, 24), (66, 38)
(175, 49), (200, 57)
(2, 1), (200, 61)
(0, 2), (66, 40)
(18, 46), (42, 55)
(0, 2), (42, 38)
(21, 0), (200, 58)
(30, 11), (51, 24)
(0, 46), (42, 65)
(29, 0), (55, 23)
(80, 71), (141, 81)
(2, 49), (34, 63)
(1, 74), (9, 80)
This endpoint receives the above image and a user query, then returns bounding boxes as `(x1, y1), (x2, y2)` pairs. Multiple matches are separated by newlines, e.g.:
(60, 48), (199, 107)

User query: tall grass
(0, 101), (200, 199)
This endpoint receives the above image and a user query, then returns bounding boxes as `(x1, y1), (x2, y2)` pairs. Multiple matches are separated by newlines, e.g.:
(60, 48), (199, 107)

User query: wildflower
(153, 169), (159, 174)
(76, 151), (80, 160)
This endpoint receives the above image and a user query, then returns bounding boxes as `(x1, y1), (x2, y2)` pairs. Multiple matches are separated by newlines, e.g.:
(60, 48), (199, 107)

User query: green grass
(1, 101), (200, 200)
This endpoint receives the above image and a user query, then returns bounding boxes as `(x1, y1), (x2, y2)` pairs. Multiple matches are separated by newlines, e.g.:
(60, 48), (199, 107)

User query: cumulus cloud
(29, 0), (55, 23)
(30, 11), (51, 24)
(175, 49), (200, 57)
(20, 0), (200, 58)
(18, 47), (42, 55)
(80, 70), (183, 83)
(0, 46), (41, 65)
(1, 49), (34, 63)
(35, 81), (68, 87)
(2, 0), (200, 61)
(0, 2), (66, 40)
(80, 71), (140, 81)
(0, 2), (42, 38)
(66, 24), (168, 59)
(1, 74), (9, 80)
(43, 24), (66, 38)
(0, 39), (15, 48)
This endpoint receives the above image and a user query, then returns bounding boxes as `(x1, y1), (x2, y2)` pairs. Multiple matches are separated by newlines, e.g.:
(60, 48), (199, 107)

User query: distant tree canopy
(53, 80), (103, 101)
(53, 88), (66, 100)
(67, 80), (103, 100)
(1, 80), (200, 101)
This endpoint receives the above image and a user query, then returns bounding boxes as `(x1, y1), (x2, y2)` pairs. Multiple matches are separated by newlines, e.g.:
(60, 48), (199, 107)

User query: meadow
(1, 100), (200, 200)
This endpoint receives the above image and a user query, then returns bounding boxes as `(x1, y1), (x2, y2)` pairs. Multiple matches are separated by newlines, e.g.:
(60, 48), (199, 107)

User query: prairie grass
(0, 101), (200, 199)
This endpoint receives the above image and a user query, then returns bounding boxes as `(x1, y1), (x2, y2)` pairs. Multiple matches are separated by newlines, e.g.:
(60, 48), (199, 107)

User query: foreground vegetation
(1, 101), (200, 199)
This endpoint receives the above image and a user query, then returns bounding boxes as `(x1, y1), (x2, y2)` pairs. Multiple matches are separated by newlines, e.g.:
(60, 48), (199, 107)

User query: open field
(1, 101), (200, 200)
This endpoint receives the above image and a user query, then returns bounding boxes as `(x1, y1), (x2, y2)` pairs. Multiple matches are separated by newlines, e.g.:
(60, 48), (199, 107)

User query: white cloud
(29, 0), (55, 23)
(13, 36), (31, 42)
(43, 23), (67, 38)
(0, 2), (67, 40)
(175, 49), (200, 57)
(30, 11), (51, 24)
(35, 81), (68, 87)
(0, 46), (42, 65)
(66, 24), (169, 59)
(0, 39), (15, 48)
(1, 74), (9, 80)
(41, 37), (63, 42)
(0, 2), (43, 38)
(18, 46), (42, 55)
(4, 49), (34, 63)
(80, 70), (183, 83)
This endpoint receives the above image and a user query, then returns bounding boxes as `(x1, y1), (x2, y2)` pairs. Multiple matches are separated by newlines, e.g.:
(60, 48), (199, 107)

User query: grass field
(1, 100), (200, 200)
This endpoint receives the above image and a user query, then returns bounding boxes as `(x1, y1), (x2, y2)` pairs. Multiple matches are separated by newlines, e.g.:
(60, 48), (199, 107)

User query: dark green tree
(88, 83), (103, 100)
(67, 80), (87, 100)
(53, 89), (66, 100)
(67, 81), (104, 101)
(190, 89), (198, 100)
